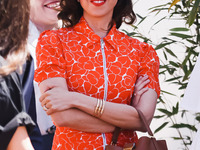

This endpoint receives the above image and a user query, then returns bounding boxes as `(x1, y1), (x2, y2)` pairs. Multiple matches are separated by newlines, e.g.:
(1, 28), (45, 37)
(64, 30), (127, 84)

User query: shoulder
(38, 27), (74, 43)
(117, 30), (156, 54)
(38, 29), (58, 41)
(115, 30), (148, 49)
(128, 36), (157, 57)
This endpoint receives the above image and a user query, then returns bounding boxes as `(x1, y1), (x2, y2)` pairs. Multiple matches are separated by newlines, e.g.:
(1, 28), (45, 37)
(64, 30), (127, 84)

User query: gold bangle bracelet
(97, 98), (102, 116)
(94, 98), (100, 115)
(100, 100), (105, 116)
(94, 98), (105, 117)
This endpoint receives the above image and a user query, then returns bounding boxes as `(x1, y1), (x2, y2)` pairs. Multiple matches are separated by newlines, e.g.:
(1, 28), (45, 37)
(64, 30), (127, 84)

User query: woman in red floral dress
(34, 0), (160, 149)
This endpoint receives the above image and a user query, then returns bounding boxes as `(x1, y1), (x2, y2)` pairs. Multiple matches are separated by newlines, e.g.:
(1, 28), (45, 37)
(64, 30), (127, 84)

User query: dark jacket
(0, 56), (35, 150)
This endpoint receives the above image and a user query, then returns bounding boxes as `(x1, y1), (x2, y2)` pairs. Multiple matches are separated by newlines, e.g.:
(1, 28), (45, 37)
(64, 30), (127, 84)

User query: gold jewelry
(94, 98), (105, 117)
(43, 105), (48, 111)
(97, 98), (102, 115)
(94, 98), (100, 115)
(100, 100), (105, 116)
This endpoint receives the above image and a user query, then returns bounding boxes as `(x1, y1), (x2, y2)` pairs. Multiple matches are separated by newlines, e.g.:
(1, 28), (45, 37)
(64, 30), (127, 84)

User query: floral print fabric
(34, 17), (160, 150)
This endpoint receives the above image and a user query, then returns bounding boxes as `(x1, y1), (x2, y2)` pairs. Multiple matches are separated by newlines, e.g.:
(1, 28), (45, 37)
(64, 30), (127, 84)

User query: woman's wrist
(94, 98), (105, 117)
(72, 93), (98, 116)
(70, 91), (81, 108)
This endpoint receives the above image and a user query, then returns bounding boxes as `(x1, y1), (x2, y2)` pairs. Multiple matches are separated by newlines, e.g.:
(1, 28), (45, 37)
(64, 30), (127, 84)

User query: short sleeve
(138, 43), (160, 97)
(34, 30), (67, 84)
(0, 112), (35, 150)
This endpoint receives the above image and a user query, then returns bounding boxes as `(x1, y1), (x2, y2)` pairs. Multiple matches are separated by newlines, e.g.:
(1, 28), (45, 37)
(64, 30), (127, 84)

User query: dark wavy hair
(0, 0), (30, 75)
(58, 0), (136, 29)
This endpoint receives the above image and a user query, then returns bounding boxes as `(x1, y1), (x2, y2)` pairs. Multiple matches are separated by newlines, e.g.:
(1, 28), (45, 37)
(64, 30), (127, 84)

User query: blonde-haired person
(0, 0), (35, 150)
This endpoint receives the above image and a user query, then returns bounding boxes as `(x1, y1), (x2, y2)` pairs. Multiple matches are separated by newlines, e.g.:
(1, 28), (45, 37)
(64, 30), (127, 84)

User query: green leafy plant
(123, 0), (200, 149)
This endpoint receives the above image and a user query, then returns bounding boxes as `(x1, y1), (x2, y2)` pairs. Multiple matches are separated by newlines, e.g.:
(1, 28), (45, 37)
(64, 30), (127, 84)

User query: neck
(83, 13), (113, 38)
(32, 22), (58, 33)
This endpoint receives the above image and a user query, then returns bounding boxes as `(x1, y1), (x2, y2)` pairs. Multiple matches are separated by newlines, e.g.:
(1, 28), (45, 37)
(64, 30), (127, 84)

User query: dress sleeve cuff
(0, 112), (35, 150)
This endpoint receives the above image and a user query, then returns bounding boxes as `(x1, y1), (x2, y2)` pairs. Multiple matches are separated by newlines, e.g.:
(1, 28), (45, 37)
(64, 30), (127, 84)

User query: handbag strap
(135, 108), (154, 137)
(111, 127), (121, 145)
(111, 108), (155, 144)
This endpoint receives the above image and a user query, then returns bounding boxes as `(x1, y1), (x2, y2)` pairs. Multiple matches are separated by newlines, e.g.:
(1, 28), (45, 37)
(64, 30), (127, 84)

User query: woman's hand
(40, 87), (75, 115)
(132, 75), (150, 106)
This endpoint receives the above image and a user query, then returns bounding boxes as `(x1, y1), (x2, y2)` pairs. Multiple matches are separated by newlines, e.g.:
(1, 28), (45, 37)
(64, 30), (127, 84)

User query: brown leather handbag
(105, 108), (168, 150)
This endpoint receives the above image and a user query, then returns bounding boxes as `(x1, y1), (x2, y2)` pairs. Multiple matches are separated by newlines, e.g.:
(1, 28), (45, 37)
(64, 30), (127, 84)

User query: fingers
(40, 91), (52, 107)
(41, 96), (49, 107)
(42, 99), (54, 115)
(40, 90), (62, 115)
(46, 108), (54, 115)
(132, 75), (150, 107)
(40, 92), (53, 114)
(135, 87), (149, 97)
(39, 87), (70, 115)
(134, 75), (150, 92)
(39, 92), (46, 103)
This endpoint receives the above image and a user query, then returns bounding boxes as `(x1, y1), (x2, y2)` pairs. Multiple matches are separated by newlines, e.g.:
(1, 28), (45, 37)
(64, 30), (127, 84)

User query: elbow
(51, 113), (68, 127)
(53, 119), (64, 127)
(133, 120), (148, 132)
(137, 115), (153, 133)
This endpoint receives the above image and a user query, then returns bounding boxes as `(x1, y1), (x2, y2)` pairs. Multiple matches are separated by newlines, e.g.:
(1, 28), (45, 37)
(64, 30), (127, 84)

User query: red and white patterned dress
(34, 17), (160, 150)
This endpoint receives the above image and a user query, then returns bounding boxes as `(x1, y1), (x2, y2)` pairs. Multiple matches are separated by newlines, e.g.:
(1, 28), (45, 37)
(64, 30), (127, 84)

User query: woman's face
(80, 0), (118, 20)
(30, 0), (60, 27)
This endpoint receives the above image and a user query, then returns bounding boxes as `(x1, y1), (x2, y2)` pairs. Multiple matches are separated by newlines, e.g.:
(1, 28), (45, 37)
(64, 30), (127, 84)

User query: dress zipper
(100, 38), (108, 149)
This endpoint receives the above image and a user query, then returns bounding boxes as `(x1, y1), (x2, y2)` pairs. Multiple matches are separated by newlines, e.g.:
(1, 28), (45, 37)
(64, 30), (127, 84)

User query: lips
(91, 0), (106, 6)
(44, 1), (61, 11)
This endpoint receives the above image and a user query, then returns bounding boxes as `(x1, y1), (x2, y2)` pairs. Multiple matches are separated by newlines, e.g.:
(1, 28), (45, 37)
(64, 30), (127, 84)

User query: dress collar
(73, 17), (121, 50)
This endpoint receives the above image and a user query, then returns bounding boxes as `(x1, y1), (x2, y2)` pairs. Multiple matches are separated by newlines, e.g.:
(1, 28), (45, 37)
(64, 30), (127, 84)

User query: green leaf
(186, 39), (197, 44)
(187, 0), (200, 26)
(155, 42), (174, 50)
(158, 96), (166, 103)
(169, 61), (180, 68)
(172, 103), (179, 115)
(149, 4), (170, 11)
(154, 115), (165, 119)
(170, 32), (193, 39)
(172, 137), (184, 140)
(163, 51), (168, 60)
(151, 16), (167, 27)
(170, 27), (189, 32)
(181, 110), (187, 118)
(136, 14), (147, 26)
(126, 32), (137, 37)
(166, 76), (182, 82)
(195, 115), (200, 122)
(165, 47), (177, 58)
(171, 123), (197, 132)
(160, 90), (176, 96)
(154, 122), (169, 133)
(167, 68), (176, 75)
(158, 108), (172, 117)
